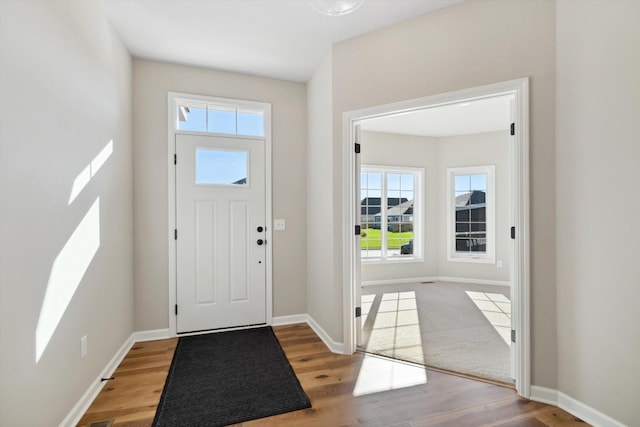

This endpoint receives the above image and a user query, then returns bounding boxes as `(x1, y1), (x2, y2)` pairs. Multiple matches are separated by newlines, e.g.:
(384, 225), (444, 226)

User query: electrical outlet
(81, 335), (88, 359)
(496, 260), (503, 268)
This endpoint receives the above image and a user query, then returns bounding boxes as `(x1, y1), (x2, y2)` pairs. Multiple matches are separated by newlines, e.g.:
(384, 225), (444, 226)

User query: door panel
(195, 200), (216, 304)
(176, 134), (266, 333)
(229, 201), (249, 302)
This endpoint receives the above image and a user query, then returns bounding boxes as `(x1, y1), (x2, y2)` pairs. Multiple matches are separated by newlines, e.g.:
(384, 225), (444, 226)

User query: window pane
(470, 206), (486, 221)
(237, 109), (264, 136)
(456, 222), (470, 233)
(367, 172), (382, 189)
(177, 103), (207, 131)
(400, 174), (413, 190)
(456, 239), (470, 252)
(207, 106), (236, 134)
(470, 222), (486, 232)
(451, 167), (492, 258)
(387, 173), (401, 190)
(400, 191), (413, 200)
(456, 208), (470, 222)
(362, 168), (419, 259)
(469, 239), (486, 252)
(471, 174), (487, 191)
(195, 149), (247, 185)
(455, 175), (470, 192)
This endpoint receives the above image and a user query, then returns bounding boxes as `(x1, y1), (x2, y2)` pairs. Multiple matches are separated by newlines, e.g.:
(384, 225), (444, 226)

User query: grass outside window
(361, 228), (413, 249)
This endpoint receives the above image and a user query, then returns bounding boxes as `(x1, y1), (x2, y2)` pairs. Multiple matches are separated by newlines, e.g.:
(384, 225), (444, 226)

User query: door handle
(257, 226), (264, 232)
(257, 239), (265, 246)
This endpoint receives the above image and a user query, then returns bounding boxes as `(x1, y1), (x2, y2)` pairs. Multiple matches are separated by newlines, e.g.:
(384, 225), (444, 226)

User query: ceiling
(358, 95), (513, 138)
(101, 0), (462, 82)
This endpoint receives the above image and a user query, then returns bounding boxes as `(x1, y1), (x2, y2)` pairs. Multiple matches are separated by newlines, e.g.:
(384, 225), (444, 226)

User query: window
(177, 102), (265, 137)
(447, 165), (495, 263)
(361, 166), (422, 261)
(195, 149), (248, 185)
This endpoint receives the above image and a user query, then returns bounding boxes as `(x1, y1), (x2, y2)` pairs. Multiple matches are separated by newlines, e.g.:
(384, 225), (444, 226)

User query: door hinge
(355, 143), (361, 154)
(510, 226), (516, 239)
(174, 154), (177, 165)
(511, 329), (516, 343)
(355, 307), (362, 318)
(510, 123), (515, 136)
(174, 229), (178, 240)
(355, 225), (361, 235)
(175, 304), (178, 316)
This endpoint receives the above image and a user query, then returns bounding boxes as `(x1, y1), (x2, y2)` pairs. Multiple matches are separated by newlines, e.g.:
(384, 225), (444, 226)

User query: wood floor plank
(78, 324), (587, 427)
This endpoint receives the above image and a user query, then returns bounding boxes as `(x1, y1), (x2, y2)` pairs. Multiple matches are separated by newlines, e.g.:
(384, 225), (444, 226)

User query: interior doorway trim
(341, 78), (531, 397)
(167, 92), (273, 337)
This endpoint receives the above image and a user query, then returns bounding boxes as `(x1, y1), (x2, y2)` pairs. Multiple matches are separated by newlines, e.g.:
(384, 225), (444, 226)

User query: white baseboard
(529, 385), (559, 406)
(362, 276), (510, 287)
(436, 276), (511, 287)
(60, 333), (135, 427)
(362, 277), (438, 286)
(272, 314), (345, 354)
(305, 315), (345, 354)
(132, 328), (171, 342)
(530, 386), (625, 427)
(272, 314), (308, 326)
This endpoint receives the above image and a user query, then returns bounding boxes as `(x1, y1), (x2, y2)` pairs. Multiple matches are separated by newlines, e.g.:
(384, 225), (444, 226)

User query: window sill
(362, 257), (424, 265)
(447, 255), (495, 264)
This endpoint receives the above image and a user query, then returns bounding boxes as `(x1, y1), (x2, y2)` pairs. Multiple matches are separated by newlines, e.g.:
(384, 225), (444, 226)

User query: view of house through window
(448, 165), (495, 262)
(455, 173), (487, 253)
(361, 166), (421, 260)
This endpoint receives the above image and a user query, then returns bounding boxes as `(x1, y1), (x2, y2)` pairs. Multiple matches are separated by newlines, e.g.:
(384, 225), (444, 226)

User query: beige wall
(556, 1), (640, 424)
(306, 50), (342, 338)
(132, 60), (307, 330)
(0, 1), (133, 425)
(330, 0), (557, 387)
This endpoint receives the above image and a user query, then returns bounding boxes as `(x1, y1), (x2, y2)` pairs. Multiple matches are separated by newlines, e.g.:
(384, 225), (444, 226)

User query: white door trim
(341, 78), (531, 398)
(167, 92), (273, 337)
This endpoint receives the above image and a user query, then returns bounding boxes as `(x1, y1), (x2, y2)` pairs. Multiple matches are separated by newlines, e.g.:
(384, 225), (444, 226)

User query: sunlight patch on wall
(35, 198), (101, 362)
(353, 354), (427, 397)
(465, 291), (511, 346)
(68, 140), (113, 204)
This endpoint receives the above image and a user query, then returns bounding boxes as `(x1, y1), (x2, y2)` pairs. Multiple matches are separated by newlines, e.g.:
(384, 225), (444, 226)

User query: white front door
(176, 134), (267, 333)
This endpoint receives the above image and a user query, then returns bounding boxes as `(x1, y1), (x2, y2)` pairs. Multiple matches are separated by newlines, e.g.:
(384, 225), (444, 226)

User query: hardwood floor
(78, 324), (588, 427)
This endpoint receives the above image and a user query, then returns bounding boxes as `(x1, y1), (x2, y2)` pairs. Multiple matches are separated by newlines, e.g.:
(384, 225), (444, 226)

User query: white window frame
(173, 95), (267, 139)
(446, 165), (496, 264)
(361, 165), (423, 263)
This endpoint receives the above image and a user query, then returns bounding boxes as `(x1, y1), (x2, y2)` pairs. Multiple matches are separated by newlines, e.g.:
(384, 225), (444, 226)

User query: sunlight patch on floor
(362, 291), (425, 364)
(352, 353), (427, 397)
(465, 291), (511, 346)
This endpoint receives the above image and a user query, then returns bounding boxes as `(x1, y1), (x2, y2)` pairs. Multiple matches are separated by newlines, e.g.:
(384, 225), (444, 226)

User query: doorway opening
(342, 78), (531, 397)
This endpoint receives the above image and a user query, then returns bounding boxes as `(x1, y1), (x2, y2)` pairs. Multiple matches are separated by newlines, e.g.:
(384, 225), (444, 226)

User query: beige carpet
(359, 281), (513, 384)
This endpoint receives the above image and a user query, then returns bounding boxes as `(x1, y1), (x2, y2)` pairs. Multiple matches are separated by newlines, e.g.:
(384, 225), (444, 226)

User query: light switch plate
(274, 219), (286, 231)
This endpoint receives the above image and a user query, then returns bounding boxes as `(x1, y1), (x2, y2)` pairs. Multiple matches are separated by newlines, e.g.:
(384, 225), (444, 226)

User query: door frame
(167, 92), (273, 337)
(341, 78), (531, 397)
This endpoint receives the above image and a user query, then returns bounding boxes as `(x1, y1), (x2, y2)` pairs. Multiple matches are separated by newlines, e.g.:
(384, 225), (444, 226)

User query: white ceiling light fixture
(309, 0), (364, 16)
